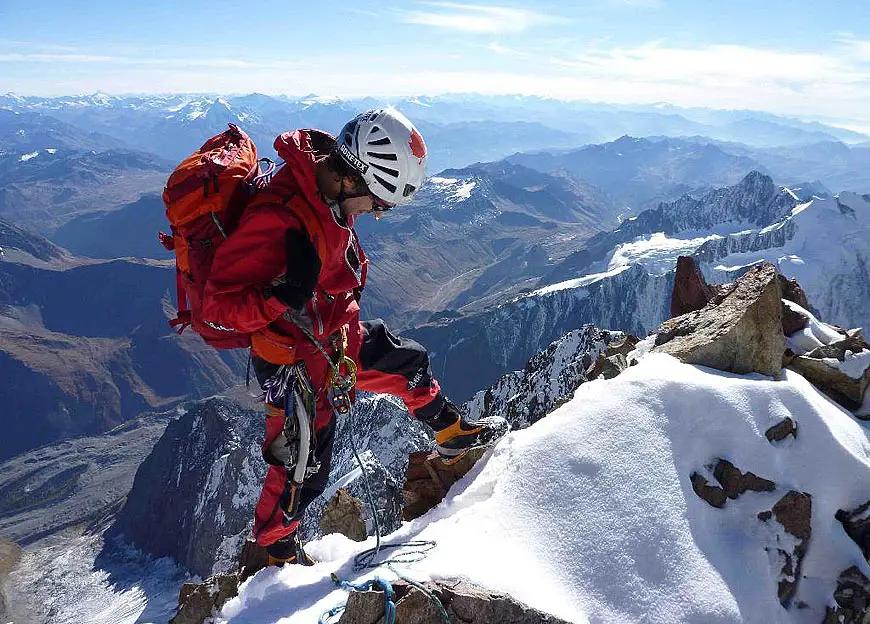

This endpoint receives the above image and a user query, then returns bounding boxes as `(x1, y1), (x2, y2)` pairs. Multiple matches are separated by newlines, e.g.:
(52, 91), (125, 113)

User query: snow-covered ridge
(218, 354), (870, 623)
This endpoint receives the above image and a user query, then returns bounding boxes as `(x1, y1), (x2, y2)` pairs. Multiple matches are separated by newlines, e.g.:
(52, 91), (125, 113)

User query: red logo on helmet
(409, 129), (427, 161)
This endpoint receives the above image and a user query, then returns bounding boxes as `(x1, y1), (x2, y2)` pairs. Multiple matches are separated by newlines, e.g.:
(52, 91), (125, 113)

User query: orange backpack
(159, 123), (261, 349)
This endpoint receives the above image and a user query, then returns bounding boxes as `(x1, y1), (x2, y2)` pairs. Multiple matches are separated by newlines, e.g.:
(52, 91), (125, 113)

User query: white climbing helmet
(335, 108), (428, 207)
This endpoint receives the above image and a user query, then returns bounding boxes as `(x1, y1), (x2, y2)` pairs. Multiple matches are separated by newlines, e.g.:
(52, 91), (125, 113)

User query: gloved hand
(269, 228), (321, 310)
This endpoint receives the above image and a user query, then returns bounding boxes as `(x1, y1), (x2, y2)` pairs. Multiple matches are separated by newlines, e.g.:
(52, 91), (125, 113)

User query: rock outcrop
(320, 489), (367, 542)
(691, 459), (775, 509)
(765, 417), (797, 442)
(758, 491), (813, 607)
(836, 500), (870, 562)
(403, 449), (487, 521)
(104, 398), (265, 578)
(338, 578), (573, 624)
(787, 336), (870, 410)
(653, 262), (785, 377)
(825, 566), (870, 623)
(671, 255), (719, 317)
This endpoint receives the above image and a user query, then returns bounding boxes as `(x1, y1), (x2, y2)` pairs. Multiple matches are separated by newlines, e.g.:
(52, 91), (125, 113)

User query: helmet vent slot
(371, 162), (400, 177)
(374, 174), (397, 193)
(367, 137), (391, 146)
(403, 184), (417, 198)
(367, 151), (398, 161)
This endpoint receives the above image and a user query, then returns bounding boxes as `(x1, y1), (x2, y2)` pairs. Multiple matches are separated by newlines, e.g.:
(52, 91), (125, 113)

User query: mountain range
(0, 226), (245, 461)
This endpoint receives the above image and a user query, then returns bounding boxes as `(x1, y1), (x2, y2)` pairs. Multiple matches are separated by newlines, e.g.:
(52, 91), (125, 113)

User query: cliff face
(105, 399), (266, 579)
(408, 264), (672, 402)
(105, 394), (433, 578)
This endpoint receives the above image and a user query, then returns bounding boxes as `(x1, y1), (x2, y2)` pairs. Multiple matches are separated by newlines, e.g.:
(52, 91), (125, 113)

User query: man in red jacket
(202, 108), (507, 566)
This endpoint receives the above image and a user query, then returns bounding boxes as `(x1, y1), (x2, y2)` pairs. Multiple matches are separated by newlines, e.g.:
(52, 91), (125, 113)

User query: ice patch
(607, 232), (722, 275)
(19, 151), (38, 161)
(528, 265), (632, 297)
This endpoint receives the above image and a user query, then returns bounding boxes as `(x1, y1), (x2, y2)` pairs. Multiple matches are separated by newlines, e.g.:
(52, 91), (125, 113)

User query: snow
(6, 532), (192, 624)
(46, 147), (57, 154)
(822, 349), (870, 379)
(528, 264), (632, 297)
(19, 151), (38, 161)
(783, 300), (846, 355)
(219, 355), (870, 623)
(607, 232), (722, 275)
(426, 176), (476, 202)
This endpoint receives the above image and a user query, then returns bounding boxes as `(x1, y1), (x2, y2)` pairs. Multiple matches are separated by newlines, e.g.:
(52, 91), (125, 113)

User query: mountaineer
(197, 108), (508, 566)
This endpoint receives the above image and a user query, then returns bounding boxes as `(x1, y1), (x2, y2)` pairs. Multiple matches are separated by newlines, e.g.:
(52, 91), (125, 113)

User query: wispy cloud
(401, 2), (566, 34)
(0, 51), (291, 70)
(548, 43), (862, 87)
(614, 0), (661, 7)
(485, 42), (526, 56)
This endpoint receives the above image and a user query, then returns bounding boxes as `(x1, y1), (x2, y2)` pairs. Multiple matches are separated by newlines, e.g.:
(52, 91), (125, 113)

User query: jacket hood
(273, 129), (336, 209)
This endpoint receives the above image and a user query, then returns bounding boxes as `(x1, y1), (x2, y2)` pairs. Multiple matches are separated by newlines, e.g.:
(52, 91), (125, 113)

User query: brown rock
(765, 418), (797, 442)
(338, 579), (573, 624)
(170, 575), (238, 624)
(787, 336), (870, 410)
(586, 353), (630, 380)
(653, 263), (785, 377)
(773, 490), (812, 540)
(690, 473), (727, 509)
(320, 488), (367, 542)
(781, 301), (809, 337)
(824, 566), (870, 624)
(836, 500), (870, 562)
(339, 590), (388, 624)
(713, 459), (776, 499)
(758, 490), (812, 608)
(778, 274), (811, 309)
(671, 256), (717, 317)
(605, 334), (640, 358)
(403, 449), (486, 521)
(237, 538), (269, 584)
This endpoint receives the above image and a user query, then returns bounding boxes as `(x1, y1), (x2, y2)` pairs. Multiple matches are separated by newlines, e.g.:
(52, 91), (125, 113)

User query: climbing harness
(283, 313), (446, 621)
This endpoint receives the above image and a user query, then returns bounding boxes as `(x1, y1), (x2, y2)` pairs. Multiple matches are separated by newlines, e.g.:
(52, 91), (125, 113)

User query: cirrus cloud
(401, 2), (567, 34)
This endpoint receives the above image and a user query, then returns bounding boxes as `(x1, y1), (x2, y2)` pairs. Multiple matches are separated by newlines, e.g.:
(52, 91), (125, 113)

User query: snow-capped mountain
(542, 170), (798, 285)
(695, 192), (870, 332)
(408, 172), (793, 401)
(355, 161), (619, 326)
(407, 264), (672, 402)
(463, 325), (621, 428)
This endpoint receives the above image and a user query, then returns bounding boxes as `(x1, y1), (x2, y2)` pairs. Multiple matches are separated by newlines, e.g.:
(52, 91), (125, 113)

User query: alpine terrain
(0, 93), (869, 624)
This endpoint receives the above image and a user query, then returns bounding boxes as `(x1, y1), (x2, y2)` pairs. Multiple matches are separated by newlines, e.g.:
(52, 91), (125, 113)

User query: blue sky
(2, 0), (870, 130)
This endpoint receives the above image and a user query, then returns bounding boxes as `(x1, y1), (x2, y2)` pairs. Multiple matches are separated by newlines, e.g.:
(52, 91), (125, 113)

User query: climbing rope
(284, 315), (447, 622)
(318, 575), (397, 624)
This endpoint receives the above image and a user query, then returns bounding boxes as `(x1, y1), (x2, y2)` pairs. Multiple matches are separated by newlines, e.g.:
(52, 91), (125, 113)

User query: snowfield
(217, 354), (870, 624)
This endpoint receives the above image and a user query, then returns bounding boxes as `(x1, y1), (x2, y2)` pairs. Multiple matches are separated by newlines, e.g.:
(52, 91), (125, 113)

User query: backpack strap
(284, 195), (328, 263)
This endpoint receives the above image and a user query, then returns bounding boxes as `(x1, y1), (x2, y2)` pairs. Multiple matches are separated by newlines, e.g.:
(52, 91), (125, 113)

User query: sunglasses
(339, 187), (394, 213)
(371, 194), (394, 212)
